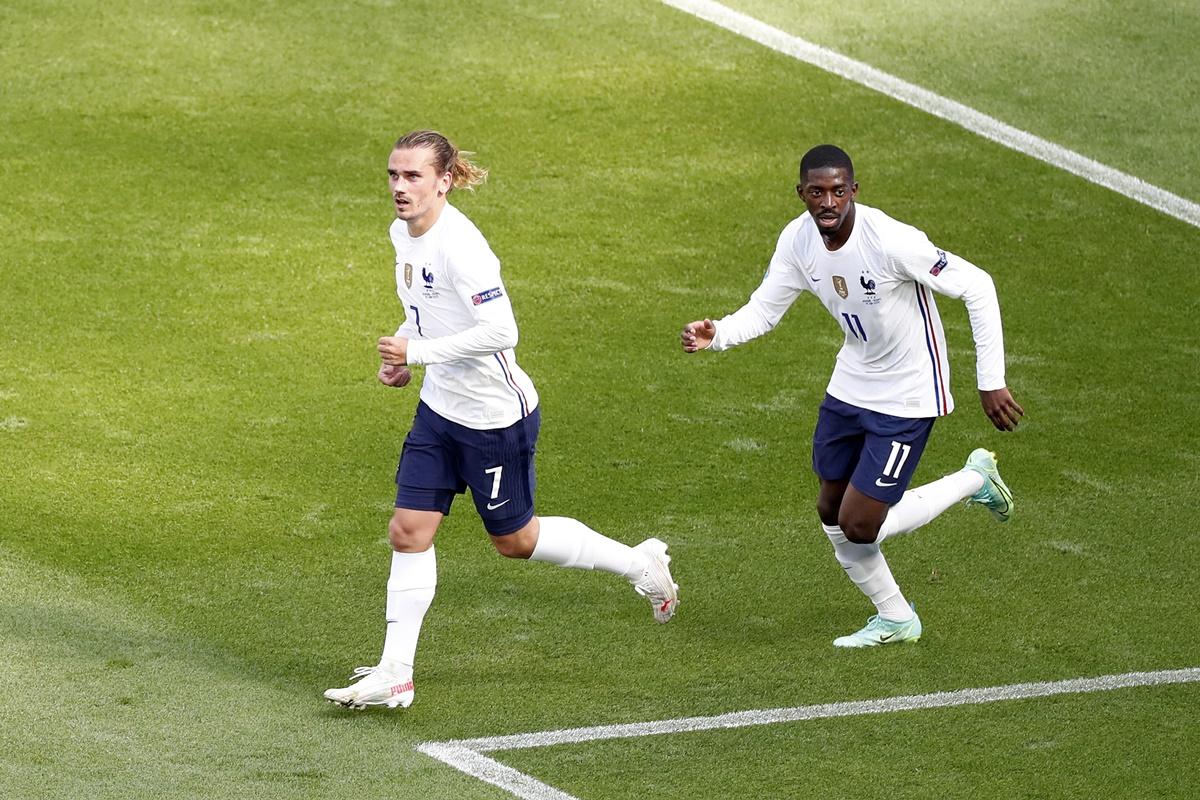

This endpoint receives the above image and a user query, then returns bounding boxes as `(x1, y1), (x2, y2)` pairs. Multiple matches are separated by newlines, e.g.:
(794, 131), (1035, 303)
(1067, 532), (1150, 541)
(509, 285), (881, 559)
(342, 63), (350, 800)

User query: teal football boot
(833, 605), (922, 648)
(964, 448), (1014, 522)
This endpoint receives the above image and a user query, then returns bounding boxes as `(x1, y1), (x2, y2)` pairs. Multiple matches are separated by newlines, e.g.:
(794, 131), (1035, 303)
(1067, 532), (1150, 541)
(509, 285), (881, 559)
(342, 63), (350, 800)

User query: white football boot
(631, 538), (679, 623)
(324, 664), (414, 710)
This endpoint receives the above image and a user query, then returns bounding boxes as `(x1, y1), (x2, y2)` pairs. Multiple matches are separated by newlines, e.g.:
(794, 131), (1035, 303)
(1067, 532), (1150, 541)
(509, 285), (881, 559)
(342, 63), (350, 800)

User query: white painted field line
(417, 744), (579, 800)
(416, 667), (1199, 799)
(661, 0), (1200, 230)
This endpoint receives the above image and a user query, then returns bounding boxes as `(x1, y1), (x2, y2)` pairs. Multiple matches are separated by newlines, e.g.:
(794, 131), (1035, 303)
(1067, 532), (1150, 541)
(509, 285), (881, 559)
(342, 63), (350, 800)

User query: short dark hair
(799, 144), (854, 180)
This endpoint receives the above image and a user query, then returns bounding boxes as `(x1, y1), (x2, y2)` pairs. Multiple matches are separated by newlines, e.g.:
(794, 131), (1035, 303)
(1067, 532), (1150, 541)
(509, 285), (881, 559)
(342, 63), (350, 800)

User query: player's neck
(406, 198), (448, 238)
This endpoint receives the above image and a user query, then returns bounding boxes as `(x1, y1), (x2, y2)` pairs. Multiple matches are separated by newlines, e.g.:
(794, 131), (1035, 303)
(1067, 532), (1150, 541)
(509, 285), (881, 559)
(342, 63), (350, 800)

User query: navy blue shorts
(811, 394), (935, 504)
(395, 401), (540, 535)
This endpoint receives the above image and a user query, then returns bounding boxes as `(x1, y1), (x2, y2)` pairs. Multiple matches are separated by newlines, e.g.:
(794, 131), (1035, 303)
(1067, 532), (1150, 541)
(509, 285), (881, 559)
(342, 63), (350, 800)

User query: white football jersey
(390, 203), (538, 430)
(710, 203), (1006, 418)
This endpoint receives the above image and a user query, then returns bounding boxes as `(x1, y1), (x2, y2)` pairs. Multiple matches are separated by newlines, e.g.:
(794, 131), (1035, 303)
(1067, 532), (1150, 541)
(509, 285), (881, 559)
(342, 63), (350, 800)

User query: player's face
(387, 147), (452, 235)
(797, 166), (858, 235)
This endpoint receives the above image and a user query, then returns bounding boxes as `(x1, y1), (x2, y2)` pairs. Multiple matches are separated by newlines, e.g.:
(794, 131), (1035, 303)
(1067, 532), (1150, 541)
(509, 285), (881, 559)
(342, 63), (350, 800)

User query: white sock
(529, 516), (647, 581)
(380, 547), (436, 673)
(823, 523), (911, 620)
(876, 469), (984, 543)
(875, 591), (914, 622)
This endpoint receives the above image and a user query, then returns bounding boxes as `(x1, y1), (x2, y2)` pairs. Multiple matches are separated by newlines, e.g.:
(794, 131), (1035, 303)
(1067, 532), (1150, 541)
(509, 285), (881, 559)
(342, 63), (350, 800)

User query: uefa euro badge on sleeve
(930, 250), (948, 276)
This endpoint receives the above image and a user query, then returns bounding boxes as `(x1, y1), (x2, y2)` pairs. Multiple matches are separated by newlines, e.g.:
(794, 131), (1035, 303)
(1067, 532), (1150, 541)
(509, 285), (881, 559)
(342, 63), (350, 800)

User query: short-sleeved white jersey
(390, 203), (538, 430)
(710, 203), (1006, 418)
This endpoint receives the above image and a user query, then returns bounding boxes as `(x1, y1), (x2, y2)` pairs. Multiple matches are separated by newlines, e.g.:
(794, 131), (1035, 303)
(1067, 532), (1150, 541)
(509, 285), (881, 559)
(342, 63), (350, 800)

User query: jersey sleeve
(886, 232), (1007, 391)
(405, 239), (519, 365)
(710, 223), (808, 351)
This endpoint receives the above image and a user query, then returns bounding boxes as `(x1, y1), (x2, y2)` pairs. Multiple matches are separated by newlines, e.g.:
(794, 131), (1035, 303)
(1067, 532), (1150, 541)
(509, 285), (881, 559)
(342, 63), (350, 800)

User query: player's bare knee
(386, 519), (411, 551)
(492, 539), (520, 558)
(491, 533), (536, 559)
(816, 498), (840, 527)
(816, 480), (848, 527)
(840, 517), (880, 544)
(490, 519), (538, 559)
(387, 515), (425, 552)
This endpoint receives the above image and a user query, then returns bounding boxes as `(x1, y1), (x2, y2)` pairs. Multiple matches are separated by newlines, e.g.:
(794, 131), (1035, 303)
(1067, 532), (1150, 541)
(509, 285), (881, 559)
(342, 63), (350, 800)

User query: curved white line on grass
(661, 0), (1200, 229)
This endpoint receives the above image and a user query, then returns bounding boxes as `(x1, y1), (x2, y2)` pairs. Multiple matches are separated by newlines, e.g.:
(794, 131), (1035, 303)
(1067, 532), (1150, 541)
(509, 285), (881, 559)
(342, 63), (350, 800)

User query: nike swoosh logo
(879, 630), (898, 642)
(486, 499), (511, 510)
(875, 478), (898, 488)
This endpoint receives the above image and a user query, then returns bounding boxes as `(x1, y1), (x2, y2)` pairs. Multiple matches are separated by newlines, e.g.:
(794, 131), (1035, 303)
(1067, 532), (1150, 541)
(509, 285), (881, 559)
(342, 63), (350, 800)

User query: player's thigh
(395, 402), (465, 522)
(812, 394), (867, 482)
(849, 412), (935, 504)
(816, 478), (850, 525)
(455, 407), (541, 536)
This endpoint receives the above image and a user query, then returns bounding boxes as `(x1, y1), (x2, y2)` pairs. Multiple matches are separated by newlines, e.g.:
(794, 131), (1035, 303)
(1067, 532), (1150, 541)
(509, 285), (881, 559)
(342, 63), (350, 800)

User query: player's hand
(377, 336), (409, 366)
(681, 319), (716, 352)
(378, 364), (412, 388)
(979, 387), (1023, 431)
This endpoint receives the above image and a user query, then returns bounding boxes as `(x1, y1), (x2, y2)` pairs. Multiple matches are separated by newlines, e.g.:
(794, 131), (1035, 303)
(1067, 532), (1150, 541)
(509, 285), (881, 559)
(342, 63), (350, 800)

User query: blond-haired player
(325, 131), (678, 709)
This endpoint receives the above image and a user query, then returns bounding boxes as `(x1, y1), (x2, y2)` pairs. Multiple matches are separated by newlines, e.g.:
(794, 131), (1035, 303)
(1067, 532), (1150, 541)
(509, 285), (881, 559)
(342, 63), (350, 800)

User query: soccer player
(324, 131), (678, 709)
(681, 144), (1022, 647)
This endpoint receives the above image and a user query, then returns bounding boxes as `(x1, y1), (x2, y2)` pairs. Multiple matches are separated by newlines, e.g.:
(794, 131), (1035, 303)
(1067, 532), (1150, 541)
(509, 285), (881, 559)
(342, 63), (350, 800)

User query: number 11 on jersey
(841, 312), (868, 341)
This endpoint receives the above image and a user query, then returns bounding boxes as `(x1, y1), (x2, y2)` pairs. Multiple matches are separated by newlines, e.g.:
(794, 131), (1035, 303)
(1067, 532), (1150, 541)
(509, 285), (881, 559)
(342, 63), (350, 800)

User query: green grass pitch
(2, 1), (1197, 798)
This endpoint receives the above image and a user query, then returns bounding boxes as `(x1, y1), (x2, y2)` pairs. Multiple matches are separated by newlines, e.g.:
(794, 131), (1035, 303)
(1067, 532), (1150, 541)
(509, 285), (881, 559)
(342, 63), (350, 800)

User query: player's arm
(378, 310), (515, 366)
(681, 227), (807, 353)
(901, 244), (1023, 430)
(403, 290), (516, 365)
(390, 253), (518, 366)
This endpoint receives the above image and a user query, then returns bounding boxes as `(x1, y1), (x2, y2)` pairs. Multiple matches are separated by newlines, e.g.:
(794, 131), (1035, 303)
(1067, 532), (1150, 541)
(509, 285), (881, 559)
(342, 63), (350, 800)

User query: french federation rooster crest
(860, 275), (876, 295)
